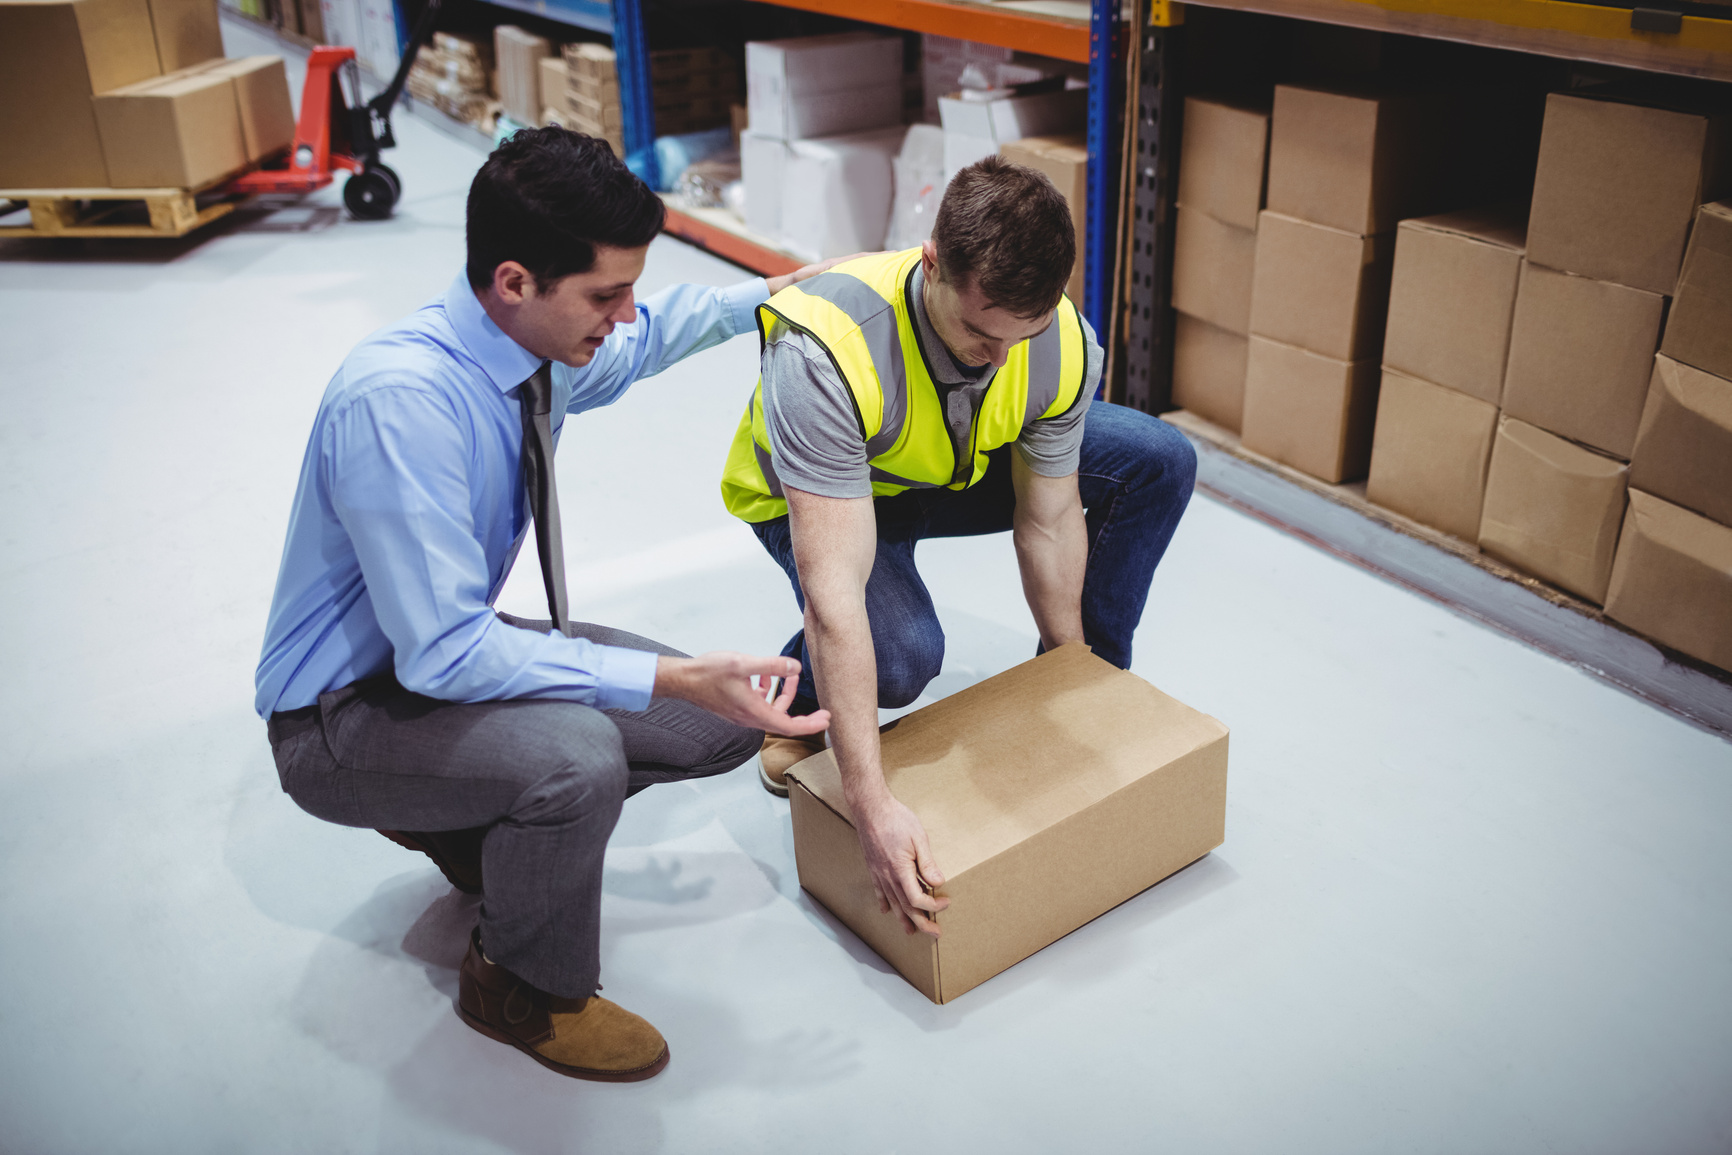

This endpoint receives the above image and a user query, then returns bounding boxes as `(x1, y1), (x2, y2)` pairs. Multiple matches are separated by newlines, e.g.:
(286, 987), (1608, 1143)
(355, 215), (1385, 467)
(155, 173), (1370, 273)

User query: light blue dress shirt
(255, 270), (769, 718)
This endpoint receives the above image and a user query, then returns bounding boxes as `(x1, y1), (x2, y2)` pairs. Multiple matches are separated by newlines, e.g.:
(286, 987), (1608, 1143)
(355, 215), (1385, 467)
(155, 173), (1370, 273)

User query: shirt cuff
(593, 644), (660, 712)
(721, 278), (771, 337)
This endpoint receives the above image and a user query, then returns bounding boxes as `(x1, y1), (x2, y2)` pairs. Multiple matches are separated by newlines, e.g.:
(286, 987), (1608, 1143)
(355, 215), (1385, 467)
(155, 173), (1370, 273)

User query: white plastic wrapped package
(886, 124), (946, 251)
(778, 125), (908, 261)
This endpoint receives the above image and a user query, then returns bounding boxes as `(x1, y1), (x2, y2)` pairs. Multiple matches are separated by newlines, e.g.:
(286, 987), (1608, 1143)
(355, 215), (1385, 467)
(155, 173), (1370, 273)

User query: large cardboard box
(201, 56), (295, 162)
(1382, 207), (1526, 406)
(1628, 354), (1732, 528)
(93, 63), (247, 188)
(1605, 490), (1732, 672)
(1264, 83), (1438, 237)
(746, 33), (903, 141)
(779, 127), (907, 261)
(1000, 134), (1087, 305)
(1479, 416), (1628, 604)
(940, 87), (1087, 182)
(1173, 313), (1248, 433)
(1173, 206), (1257, 335)
(1526, 92), (1732, 296)
(1241, 334), (1381, 483)
(0, 0), (162, 188)
(1660, 200), (1732, 382)
(145, 0), (220, 72)
(1248, 210), (1394, 363)
(1366, 368), (1499, 541)
(1176, 95), (1270, 232)
(1501, 261), (1666, 460)
(786, 645), (1228, 1005)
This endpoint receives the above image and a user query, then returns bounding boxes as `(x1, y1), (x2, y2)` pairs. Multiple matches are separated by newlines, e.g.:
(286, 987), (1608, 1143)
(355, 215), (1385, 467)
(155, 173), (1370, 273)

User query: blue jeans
(750, 401), (1197, 713)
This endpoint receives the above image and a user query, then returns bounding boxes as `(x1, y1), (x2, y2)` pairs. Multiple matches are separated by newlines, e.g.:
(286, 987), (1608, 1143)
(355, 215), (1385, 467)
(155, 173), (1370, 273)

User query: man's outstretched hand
(854, 791), (949, 937)
(654, 653), (831, 737)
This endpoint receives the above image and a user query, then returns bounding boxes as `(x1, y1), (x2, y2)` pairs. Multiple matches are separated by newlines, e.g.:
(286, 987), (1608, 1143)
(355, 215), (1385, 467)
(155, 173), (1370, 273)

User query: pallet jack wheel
(373, 164), (401, 199)
(344, 167), (397, 220)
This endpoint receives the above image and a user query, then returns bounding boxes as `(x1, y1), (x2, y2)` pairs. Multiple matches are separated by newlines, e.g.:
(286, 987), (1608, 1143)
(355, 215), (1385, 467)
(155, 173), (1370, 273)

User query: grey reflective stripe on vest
(1021, 304), (1073, 427)
(753, 437), (786, 498)
(868, 463), (935, 488)
(797, 271), (909, 456)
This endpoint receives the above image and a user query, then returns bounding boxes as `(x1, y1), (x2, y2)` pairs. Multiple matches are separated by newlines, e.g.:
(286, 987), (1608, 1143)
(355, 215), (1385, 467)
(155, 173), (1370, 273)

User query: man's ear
(492, 261), (535, 305)
(920, 240), (938, 278)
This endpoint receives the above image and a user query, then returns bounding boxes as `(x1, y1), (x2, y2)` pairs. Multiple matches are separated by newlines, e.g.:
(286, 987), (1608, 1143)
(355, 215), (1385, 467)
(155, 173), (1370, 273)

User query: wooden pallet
(0, 169), (244, 239)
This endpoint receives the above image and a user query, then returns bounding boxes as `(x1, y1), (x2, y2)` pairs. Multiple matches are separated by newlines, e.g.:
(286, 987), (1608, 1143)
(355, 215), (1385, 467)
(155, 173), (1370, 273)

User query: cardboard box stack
(1170, 95), (1271, 432)
(563, 43), (625, 157)
(495, 26), (554, 129)
(1603, 201), (1732, 669)
(742, 34), (906, 259)
(938, 84), (1087, 186)
(559, 44), (737, 158)
(999, 134), (1088, 304)
(539, 55), (567, 128)
(1241, 84), (1443, 482)
(406, 33), (495, 130)
(786, 645), (1228, 1005)
(1478, 92), (1730, 606)
(92, 56), (295, 188)
(1365, 207), (1525, 541)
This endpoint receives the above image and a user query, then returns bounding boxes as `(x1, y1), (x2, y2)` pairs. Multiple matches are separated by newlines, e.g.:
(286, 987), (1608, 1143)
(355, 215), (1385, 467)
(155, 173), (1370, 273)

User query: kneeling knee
(877, 638), (944, 709)
(514, 712), (627, 824)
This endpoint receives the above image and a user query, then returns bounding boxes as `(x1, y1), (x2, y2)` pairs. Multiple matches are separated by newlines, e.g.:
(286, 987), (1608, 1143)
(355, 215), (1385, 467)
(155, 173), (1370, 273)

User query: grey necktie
(518, 360), (569, 634)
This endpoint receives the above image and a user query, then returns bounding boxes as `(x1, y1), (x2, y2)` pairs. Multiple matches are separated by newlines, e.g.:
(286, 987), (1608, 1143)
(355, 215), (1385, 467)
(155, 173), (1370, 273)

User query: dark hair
(931, 155), (1076, 317)
(465, 126), (665, 291)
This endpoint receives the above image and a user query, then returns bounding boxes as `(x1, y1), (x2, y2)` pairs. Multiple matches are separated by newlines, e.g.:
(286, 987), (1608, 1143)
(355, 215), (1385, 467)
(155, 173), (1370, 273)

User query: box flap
(787, 645), (1228, 878)
(1400, 204), (1527, 252)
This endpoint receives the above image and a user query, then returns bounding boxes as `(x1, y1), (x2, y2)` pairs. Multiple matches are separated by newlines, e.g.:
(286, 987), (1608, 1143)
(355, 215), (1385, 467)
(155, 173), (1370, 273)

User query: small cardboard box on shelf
(1173, 314), (1249, 433)
(1479, 416), (1629, 604)
(1661, 200), (1732, 382)
(1264, 83), (1441, 237)
(1366, 368), (1499, 542)
(1382, 207), (1526, 407)
(1176, 95), (1270, 233)
(786, 645), (1228, 1006)
(746, 33), (902, 141)
(1248, 210), (1394, 364)
(495, 26), (553, 129)
(1241, 334), (1381, 484)
(1501, 261), (1666, 461)
(1628, 354), (1732, 530)
(1605, 490), (1732, 672)
(1173, 206), (1257, 336)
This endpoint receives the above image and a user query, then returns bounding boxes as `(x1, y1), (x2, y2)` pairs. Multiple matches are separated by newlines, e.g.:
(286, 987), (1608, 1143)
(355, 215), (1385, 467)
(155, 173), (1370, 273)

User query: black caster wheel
(344, 168), (397, 220)
(373, 163), (401, 199)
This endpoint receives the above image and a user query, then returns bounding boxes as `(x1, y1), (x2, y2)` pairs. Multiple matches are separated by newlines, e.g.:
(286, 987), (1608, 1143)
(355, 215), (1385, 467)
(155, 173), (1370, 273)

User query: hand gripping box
(786, 645), (1228, 1005)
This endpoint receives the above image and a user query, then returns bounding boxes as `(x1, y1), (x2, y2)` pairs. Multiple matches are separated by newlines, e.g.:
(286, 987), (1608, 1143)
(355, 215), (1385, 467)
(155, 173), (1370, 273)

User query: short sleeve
(760, 329), (873, 499)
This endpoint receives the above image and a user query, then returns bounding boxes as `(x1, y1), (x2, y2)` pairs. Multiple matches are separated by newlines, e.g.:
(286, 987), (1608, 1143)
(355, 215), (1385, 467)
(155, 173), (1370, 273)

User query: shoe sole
(758, 756), (791, 798)
(458, 1004), (670, 1082)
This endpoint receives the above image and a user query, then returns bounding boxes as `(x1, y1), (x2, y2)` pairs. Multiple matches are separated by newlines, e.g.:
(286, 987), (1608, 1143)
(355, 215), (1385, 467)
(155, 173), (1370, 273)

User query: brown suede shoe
(758, 733), (826, 797)
(457, 929), (669, 1082)
(378, 827), (486, 894)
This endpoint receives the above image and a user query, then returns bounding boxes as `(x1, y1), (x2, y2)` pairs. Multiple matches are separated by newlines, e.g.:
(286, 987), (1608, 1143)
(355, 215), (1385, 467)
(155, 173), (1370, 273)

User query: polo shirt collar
(444, 270), (544, 395)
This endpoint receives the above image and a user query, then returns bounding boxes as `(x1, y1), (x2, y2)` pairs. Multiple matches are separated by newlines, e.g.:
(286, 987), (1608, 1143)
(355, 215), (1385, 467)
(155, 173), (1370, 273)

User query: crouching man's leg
(749, 516), (944, 794)
(267, 675), (670, 1081)
(1073, 404), (1198, 668)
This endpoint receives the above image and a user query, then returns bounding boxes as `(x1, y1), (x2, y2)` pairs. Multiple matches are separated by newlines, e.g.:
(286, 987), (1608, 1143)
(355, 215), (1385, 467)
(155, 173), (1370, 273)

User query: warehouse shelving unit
(1120, 0), (1732, 735)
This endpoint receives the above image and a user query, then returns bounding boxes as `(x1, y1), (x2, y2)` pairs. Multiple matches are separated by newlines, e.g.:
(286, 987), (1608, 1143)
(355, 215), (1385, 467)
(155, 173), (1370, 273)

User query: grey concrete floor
(0, 18), (1728, 1155)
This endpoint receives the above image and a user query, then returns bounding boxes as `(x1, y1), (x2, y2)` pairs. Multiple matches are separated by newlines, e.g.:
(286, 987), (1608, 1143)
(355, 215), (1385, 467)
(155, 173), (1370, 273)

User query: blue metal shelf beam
(475, 0), (613, 35)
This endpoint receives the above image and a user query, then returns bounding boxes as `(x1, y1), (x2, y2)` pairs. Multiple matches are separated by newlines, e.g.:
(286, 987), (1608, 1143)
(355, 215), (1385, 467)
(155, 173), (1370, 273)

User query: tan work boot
(457, 929), (669, 1082)
(758, 732), (826, 797)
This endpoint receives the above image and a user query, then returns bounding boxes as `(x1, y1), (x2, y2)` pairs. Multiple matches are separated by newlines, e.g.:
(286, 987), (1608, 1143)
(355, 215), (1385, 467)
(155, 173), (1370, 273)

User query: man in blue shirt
(258, 129), (833, 1083)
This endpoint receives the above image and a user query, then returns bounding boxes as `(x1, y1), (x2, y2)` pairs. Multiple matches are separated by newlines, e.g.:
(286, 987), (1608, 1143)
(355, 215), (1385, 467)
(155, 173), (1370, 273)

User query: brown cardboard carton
(1176, 95), (1269, 232)
(1527, 92), (1732, 296)
(1241, 334), (1381, 483)
(201, 56), (295, 162)
(1173, 206), (1256, 336)
(0, 0), (162, 188)
(1248, 210), (1394, 363)
(1173, 313), (1247, 433)
(1628, 355), (1732, 528)
(1660, 201), (1732, 382)
(539, 54), (567, 117)
(786, 645), (1228, 1005)
(495, 25), (553, 127)
(1605, 490), (1732, 672)
(93, 63), (246, 188)
(1264, 83), (1438, 236)
(1501, 261), (1666, 460)
(145, 0), (220, 72)
(1366, 368), (1499, 541)
(1382, 207), (1526, 406)
(1479, 416), (1629, 604)
(999, 135), (1087, 306)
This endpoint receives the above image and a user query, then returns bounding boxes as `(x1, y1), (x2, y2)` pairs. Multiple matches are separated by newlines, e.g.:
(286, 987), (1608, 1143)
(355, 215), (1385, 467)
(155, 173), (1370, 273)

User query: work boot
(456, 929), (670, 1082)
(758, 733), (826, 797)
(378, 827), (486, 894)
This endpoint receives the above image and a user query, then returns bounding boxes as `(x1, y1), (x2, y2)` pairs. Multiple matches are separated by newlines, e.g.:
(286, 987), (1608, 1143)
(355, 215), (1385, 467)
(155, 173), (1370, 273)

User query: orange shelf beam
(662, 205), (806, 276)
(753, 0), (1092, 62)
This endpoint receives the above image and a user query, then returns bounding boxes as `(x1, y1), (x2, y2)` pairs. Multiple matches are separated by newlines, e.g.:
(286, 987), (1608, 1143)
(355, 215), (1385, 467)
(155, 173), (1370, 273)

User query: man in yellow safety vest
(720, 156), (1198, 937)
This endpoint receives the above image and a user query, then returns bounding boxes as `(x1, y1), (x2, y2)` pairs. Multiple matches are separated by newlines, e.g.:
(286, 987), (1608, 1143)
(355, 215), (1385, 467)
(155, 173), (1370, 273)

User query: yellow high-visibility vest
(720, 247), (1089, 523)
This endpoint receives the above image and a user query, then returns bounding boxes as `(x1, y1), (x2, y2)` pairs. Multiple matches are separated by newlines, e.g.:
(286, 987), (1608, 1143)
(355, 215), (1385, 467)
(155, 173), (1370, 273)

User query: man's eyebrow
(594, 281), (634, 293)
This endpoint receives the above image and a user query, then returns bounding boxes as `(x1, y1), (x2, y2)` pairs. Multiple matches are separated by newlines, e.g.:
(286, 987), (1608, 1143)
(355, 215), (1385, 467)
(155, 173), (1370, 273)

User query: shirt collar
(444, 270), (545, 395)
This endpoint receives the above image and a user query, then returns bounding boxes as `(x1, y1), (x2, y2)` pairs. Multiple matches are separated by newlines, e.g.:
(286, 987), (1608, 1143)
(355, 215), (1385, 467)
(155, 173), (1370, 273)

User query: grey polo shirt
(759, 263), (1101, 500)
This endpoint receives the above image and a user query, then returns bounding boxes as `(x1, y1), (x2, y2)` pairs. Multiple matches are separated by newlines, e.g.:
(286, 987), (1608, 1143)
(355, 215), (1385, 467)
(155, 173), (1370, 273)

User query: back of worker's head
(931, 156), (1077, 318)
(466, 127), (665, 292)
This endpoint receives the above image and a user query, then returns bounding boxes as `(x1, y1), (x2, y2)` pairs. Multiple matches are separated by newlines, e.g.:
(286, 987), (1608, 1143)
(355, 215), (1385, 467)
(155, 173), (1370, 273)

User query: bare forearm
(805, 598), (890, 808)
(1014, 503), (1088, 650)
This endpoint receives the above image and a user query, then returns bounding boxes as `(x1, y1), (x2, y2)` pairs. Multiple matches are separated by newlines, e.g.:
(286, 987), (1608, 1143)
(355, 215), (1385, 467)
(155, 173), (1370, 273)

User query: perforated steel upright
(1121, 2), (1182, 414)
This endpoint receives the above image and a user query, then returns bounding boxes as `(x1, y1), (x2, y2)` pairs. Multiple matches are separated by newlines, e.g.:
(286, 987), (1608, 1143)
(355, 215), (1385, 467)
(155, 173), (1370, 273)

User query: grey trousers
(265, 614), (763, 998)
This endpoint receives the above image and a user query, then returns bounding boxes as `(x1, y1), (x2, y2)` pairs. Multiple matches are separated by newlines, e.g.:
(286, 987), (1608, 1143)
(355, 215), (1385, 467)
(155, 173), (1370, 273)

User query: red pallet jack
(229, 0), (445, 219)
